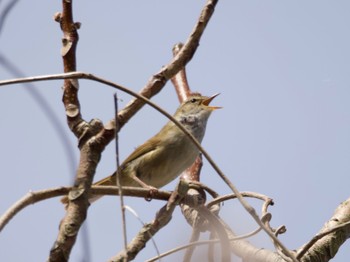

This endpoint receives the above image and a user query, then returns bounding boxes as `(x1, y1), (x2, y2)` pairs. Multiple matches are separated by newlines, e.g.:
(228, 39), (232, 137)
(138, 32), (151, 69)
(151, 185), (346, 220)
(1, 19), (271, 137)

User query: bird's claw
(145, 186), (158, 201)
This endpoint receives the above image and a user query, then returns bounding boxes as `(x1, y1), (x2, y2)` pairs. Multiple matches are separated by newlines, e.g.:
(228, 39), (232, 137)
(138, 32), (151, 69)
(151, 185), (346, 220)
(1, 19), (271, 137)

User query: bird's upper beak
(202, 93), (222, 110)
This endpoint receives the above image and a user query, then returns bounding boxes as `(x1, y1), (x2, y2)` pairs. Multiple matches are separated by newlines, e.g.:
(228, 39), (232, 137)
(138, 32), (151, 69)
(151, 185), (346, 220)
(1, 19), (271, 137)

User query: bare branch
(55, 0), (85, 137)
(49, 134), (105, 262)
(109, 180), (190, 262)
(48, 3), (92, 259)
(116, 0), (219, 129)
(0, 0), (19, 37)
(297, 197), (350, 261)
(0, 187), (70, 232)
(0, 185), (173, 234)
(171, 43), (192, 102)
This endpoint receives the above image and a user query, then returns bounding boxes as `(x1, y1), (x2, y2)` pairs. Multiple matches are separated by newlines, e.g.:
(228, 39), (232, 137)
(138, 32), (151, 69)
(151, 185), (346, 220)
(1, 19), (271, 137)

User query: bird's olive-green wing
(121, 136), (161, 166)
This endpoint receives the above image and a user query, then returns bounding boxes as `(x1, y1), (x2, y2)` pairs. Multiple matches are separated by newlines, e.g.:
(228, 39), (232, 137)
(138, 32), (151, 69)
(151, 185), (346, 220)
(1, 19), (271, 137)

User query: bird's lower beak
(202, 93), (222, 110)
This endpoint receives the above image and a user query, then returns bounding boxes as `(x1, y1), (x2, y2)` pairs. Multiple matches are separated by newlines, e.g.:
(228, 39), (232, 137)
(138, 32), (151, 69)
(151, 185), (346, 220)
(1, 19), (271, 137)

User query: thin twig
(124, 206), (161, 260)
(114, 94), (128, 259)
(206, 192), (273, 209)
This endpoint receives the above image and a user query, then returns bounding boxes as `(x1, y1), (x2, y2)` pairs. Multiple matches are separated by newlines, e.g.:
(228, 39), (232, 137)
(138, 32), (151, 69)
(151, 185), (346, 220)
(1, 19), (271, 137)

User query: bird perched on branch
(61, 93), (220, 204)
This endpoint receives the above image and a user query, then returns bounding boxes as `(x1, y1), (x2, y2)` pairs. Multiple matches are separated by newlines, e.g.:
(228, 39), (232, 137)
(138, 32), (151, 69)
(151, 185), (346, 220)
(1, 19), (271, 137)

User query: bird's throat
(179, 115), (207, 142)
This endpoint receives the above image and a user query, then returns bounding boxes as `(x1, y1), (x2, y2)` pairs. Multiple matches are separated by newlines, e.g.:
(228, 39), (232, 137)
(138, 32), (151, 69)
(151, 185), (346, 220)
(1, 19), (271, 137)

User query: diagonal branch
(116, 0), (219, 129)
(297, 197), (350, 261)
(109, 180), (190, 262)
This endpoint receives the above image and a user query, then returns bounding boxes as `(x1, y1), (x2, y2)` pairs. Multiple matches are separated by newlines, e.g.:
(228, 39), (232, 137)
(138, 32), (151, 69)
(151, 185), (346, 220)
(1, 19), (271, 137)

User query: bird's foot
(145, 186), (158, 201)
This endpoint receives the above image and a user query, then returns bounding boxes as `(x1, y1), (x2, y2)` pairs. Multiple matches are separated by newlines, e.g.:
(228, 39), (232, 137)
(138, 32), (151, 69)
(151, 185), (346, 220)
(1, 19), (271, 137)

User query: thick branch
(49, 1), (98, 261)
(297, 197), (350, 261)
(55, 1), (85, 136)
(49, 136), (106, 261)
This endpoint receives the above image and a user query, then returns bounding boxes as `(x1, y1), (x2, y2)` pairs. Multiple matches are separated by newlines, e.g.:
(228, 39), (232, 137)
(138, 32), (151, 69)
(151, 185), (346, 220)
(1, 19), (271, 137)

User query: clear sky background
(1, 1), (350, 261)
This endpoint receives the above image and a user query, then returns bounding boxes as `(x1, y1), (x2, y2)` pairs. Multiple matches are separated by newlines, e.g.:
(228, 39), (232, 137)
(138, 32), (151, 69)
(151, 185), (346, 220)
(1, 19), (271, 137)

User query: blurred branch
(0, 0), (19, 37)
(148, 225), (263, 262)
(0, 54), (77, 181)
(183, 227), (201, 262)
(196, 206), (231, 262)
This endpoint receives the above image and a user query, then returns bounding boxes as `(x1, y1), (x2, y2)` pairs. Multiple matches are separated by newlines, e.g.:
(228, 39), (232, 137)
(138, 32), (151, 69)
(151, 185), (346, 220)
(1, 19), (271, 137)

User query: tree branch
(109, 180), (190, 262)
(297, 197), (350, 261)
(0, 186), (173, 234)
(54, 1), (85, 137)
(116, 0), (219, 129)
(49, 1), (110, 260)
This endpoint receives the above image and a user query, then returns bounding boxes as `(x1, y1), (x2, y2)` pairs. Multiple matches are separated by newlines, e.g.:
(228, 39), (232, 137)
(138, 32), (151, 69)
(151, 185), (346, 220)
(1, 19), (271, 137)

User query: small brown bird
(62, 93), (220, 204)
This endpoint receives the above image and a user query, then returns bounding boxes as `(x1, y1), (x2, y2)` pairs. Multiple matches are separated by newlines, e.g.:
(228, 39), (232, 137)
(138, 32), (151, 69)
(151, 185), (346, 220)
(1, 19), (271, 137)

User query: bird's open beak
(202, 93), (222, 110)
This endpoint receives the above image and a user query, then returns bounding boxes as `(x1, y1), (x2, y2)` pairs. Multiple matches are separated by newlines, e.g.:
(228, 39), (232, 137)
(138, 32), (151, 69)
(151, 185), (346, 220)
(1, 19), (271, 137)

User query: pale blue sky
(1, 1), (350, 261)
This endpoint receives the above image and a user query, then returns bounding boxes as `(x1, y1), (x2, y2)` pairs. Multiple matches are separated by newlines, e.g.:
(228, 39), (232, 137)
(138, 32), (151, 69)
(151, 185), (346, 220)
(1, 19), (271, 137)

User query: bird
(61, 93), (220, 204)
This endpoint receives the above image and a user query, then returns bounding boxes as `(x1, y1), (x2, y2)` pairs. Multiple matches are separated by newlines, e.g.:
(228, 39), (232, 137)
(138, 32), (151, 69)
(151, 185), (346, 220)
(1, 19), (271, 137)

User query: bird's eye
(190, 98), (197, 103)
